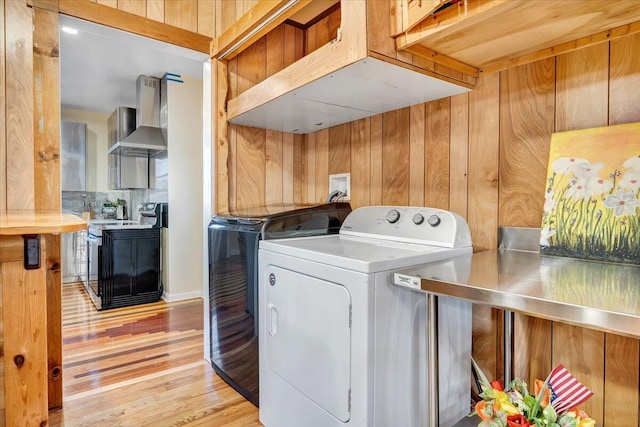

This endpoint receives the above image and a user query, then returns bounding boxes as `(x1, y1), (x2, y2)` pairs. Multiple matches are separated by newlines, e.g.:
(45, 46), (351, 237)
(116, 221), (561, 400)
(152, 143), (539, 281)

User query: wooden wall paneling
(198, 0), (216, 38)
(0, 0), (6, 210)
(350, 118), (371, 209)
(366, 0), (395, 59)
(315, 14), (331, 48)
(498, 58), (555, 228)
(314, 129), (329, 202)
(305, 132), (316, 203)
(6, 0), (34, 210)
(264, 25), (285, 205)
(147, 0), (165, 23)
(467, 73), (500, 382)
(244, 0), (259, 14)
(425, 98), (450, 210)
(512, 314), (551, 393)
(2, 242), (48, 427)
(449, 93), (469, 219)
(33, 7), (64, 411)
(555, 43), (609, 132)
(370, 114), (383, 205)
(265, 130), (283, 205)
(293, 134), (305, 203)
(118, 0), (146, 18)
(220, 0), (237, 35)
(164, 0), (199, 33)
(605, 33), (640, 427)
(381, 108), (410, 205)
(33, 7), (61, 211)
(96, 0), (117, 8)
(228, 124), (238, 212)
(236, 125), (266, 209)
(552, 325), (605, 422)
(282, 133), (294, 203)
(328, 123), (350, 175)
(609, 34), (640, 125)
(409, 104), (425, 206)
(215, 60), (229, 213)
(283, 25), (296, 67)
(236, 36), (265, 95)
(467, 74), (500, 251)
(306, 20), (317, 54)
(603, 334), (639, 426)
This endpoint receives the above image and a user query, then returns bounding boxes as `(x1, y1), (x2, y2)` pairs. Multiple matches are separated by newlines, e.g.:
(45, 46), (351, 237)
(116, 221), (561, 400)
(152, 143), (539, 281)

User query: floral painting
(540, 122), (640, 265)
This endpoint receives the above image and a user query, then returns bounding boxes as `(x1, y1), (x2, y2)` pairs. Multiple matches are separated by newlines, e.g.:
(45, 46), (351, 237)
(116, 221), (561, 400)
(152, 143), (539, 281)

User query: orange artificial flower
(534, 379), (550, 408)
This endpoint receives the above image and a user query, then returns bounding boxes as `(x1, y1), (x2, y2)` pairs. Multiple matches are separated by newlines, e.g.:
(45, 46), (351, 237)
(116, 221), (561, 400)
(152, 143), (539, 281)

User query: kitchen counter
(394, 249), (640, 339)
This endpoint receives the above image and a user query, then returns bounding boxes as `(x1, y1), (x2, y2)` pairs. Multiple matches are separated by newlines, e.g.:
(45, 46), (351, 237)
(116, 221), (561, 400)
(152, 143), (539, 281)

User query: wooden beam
(215, 60), (229, 214)
(58, 0), (211, 54)
(26, 0), (60, 13)
(212, 0), (313, 60)
(2, 237), (49, 427)
(0, 236), (25, 263)
(395, 42), (479, 78)
(480, 20), (640, 75)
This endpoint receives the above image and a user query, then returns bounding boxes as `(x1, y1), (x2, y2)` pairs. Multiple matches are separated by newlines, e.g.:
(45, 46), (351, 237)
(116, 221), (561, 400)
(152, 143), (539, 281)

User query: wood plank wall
(220, 1), (640, 422)
(95, 0), (216, 37)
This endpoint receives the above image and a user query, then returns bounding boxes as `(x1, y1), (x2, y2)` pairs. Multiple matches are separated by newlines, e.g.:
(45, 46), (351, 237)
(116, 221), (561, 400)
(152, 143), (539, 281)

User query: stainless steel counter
(394, 250), (640, 339)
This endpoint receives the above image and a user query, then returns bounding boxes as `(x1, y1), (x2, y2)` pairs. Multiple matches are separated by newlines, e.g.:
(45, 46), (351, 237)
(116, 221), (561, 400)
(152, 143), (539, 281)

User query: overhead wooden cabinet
(212, 0), (475, 134)
(394, 0), (640, 74)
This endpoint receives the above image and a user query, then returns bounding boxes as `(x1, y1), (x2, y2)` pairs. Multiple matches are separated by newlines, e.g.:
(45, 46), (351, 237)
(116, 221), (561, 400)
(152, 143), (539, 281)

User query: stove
(87, 220), (152, 237)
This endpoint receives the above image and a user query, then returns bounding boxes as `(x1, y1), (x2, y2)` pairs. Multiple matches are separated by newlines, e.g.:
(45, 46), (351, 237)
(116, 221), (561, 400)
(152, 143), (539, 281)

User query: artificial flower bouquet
(471, 359), (596, 427)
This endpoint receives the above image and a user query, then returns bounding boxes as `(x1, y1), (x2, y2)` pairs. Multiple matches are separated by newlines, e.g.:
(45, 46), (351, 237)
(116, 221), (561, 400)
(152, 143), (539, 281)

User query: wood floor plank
(50, 283), (261, 426)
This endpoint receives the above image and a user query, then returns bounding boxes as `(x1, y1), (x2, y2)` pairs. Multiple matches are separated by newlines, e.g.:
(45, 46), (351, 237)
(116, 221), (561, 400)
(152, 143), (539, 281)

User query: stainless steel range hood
(108, 75), (167, 158)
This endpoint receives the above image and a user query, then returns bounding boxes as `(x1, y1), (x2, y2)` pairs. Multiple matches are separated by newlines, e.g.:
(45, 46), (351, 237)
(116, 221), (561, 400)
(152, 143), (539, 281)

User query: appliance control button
(412, 213), (424, 225)
(386, 209), (400, 224)
(427, 215), (441, 227)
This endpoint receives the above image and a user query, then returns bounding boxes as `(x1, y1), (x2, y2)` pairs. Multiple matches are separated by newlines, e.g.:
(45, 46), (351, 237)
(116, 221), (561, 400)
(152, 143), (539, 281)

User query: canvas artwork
(540, 122), (640, 265)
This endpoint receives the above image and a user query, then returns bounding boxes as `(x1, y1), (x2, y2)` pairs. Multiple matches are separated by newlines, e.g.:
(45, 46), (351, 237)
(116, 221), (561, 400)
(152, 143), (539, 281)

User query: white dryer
(258, 206), (473, 427)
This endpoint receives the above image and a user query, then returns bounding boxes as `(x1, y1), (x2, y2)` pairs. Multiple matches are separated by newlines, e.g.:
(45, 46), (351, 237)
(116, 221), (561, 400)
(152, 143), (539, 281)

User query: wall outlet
(329, 173), (350, 201)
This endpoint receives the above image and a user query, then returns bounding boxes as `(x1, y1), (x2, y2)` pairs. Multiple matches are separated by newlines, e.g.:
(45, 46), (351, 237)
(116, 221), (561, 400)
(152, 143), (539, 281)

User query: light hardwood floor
(49, 283), (261, 426)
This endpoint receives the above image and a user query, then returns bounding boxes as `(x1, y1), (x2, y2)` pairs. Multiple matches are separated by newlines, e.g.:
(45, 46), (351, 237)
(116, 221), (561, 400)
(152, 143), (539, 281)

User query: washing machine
(258, 206), (474, 427)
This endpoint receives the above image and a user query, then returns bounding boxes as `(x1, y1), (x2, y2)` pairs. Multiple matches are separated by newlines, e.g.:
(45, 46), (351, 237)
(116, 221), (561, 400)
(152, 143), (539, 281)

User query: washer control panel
(341, 206), (472, 248)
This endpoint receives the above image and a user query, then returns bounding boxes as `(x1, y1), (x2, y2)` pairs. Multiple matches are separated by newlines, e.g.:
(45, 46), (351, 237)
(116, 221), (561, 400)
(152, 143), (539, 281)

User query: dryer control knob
(427, 215), (441, 227)
(386, 209), (400, 224)
(412, 213), (424, 225)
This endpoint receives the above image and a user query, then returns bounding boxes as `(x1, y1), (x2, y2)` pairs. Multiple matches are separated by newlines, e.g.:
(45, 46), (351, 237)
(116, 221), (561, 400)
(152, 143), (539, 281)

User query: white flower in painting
(573, 161), (604, 179)
(551, 157), (590, 175)
(540, 227), (556, 247)
(603, 190), (640, 216)
(543, 191), (557, 212)
(623, 154), (640, 171)
(619, 170), (640, 192)
(565, 176), (613, 199)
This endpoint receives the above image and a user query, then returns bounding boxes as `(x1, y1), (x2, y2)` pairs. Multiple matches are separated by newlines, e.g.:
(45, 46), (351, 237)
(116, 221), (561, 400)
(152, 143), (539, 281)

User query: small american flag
(548, 364), (593, 414)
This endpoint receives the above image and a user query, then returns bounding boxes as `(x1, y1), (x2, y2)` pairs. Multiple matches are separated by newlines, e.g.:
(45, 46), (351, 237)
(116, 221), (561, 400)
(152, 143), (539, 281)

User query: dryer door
(265, 265), (351, 422)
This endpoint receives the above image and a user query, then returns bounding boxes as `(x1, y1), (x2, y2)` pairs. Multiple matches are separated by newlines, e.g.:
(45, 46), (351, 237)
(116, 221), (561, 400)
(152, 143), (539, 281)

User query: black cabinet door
(135, 234), (161, 294)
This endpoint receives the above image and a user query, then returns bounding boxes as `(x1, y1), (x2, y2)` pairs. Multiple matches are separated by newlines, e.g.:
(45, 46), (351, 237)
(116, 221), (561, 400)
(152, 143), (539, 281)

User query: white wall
(61, 109), (110, 192)
(164, 75), (204, 301)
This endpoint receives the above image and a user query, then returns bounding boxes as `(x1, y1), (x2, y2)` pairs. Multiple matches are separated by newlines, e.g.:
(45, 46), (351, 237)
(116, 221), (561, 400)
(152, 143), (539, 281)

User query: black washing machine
(207, 202), (351, 406)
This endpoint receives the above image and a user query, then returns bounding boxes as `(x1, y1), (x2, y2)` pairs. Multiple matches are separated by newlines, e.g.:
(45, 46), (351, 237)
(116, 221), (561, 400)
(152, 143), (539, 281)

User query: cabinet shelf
(218, 0), (474, 134)
(395, 0), (640, 74)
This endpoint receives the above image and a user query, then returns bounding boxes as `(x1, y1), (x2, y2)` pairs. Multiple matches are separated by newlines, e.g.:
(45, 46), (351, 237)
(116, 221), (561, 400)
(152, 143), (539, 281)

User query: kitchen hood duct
(108, 75), (167, 158)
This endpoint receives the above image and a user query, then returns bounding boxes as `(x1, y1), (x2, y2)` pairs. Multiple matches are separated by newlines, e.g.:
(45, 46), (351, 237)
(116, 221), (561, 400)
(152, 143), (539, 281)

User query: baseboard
(161, 290), (202, 302)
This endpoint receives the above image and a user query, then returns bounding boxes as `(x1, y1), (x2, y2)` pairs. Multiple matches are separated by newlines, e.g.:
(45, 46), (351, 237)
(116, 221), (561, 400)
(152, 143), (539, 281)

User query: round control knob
(386, 209), (401, 224)
(427, 215), (441, 227)
(412, 213), (424, 225)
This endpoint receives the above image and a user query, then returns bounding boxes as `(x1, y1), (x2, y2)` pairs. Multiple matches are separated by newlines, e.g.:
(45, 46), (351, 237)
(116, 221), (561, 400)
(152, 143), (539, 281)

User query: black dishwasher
(208, 202), (351, 406)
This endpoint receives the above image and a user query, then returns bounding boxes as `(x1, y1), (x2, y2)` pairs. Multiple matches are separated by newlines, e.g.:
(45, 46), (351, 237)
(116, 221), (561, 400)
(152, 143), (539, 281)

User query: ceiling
(60, 16), (209, 114)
